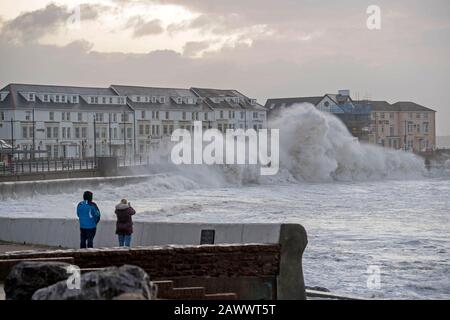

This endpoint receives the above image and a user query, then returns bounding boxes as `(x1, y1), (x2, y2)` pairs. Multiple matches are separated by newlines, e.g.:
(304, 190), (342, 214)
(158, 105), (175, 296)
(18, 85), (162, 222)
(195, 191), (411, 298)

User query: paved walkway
(0, 241), (57, 254)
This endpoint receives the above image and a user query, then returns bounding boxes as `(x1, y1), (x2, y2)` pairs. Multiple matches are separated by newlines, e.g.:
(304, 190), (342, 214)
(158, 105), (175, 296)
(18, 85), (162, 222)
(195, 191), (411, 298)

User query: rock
(5, 261), (72, 300)
(32, 265), (155, 300)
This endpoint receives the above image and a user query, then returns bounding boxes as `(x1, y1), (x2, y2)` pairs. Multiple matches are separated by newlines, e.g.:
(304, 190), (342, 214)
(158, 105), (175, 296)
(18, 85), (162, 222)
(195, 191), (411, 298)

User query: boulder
(5, 261), (72, 300)
(32, 265), (155, 300)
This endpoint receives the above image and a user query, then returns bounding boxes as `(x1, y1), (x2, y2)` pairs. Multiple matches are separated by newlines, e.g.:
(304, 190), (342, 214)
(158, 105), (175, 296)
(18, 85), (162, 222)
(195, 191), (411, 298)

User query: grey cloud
(0, 3), (105, 44)
(182, 41), (211, 57)
(126, 16), (164, 38)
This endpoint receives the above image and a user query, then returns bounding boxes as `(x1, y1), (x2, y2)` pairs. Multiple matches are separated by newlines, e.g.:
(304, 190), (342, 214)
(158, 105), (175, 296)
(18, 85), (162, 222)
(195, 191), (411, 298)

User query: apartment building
(266, 90), (372, 141)
(0, 84), (267, 159)
(266, 90), (436, 152)
(362, 100), (436, 152)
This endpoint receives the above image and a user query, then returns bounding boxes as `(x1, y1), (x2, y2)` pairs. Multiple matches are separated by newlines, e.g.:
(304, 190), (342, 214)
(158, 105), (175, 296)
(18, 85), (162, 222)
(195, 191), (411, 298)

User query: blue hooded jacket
(77, 200), (101, 229)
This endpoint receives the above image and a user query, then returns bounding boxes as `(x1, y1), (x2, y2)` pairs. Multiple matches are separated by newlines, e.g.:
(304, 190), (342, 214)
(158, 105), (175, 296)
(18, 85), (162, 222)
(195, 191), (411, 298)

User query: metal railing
(0, 158), (96, 176)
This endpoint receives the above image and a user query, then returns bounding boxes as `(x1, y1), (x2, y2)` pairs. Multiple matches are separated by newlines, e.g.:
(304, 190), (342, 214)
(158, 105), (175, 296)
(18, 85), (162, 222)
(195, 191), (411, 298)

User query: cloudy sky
(0, 0), (449, 135)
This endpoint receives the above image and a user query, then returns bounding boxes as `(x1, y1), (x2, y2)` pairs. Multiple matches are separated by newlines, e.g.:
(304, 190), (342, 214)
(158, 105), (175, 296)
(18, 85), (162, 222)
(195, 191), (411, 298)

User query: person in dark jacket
(76, 191), (101, 249)
(115, 199), (136, 247)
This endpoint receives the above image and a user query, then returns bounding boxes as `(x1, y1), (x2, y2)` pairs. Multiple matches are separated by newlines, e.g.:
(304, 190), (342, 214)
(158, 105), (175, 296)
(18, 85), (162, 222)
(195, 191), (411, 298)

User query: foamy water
(0, 105), (449, 299)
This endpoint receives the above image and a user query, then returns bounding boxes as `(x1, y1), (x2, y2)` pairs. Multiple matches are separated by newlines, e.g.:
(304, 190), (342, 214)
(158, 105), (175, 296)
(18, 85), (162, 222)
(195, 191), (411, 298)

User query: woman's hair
(120, 199), (128, 204)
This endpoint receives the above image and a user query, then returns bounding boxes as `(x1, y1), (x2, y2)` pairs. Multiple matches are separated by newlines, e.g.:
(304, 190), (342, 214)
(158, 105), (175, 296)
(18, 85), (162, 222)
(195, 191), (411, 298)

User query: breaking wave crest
(146, 103), (425, 186)
(269, 104), (426, 182)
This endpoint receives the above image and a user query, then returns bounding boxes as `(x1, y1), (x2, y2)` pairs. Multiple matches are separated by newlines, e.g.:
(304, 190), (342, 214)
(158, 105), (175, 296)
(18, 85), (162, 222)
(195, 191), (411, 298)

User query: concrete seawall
(0, 175), (153, 200)
(0, 218), (308, 299)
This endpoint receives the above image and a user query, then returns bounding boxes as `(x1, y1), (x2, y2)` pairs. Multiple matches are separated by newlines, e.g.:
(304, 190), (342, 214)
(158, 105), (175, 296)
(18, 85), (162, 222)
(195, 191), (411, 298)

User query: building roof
(354, 100), (435, 112)
(191, 87), (266, 111)
(111, 85), (208, 111)
(265, 97), (323, 110)
(0, 83), (132, 112)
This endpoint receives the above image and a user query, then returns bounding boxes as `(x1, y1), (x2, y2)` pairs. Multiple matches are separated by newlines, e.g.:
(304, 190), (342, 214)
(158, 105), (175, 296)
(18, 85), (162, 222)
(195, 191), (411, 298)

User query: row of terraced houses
(0, 84), (436, 160)
(0, 84), (267, 159)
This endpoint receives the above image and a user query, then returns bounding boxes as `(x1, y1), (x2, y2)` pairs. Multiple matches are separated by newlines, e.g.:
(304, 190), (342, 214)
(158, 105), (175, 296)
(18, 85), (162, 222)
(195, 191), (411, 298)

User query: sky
(0, 0), (449, 135)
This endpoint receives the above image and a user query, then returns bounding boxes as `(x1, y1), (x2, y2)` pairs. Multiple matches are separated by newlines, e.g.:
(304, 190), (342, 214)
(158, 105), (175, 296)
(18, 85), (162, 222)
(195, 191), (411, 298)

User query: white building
(0, 84), (267, 159)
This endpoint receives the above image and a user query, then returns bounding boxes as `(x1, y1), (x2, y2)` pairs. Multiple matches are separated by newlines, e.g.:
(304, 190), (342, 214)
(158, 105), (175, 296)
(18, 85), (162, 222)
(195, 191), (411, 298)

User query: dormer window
(136, 96), (141, 102)
(55, 95), (60, 103)
(29, 93), (35, 101)
(43, 94), (49, 102)
(151, 96), (157, 103)
(159, 96), (166, 103)
(72, 96), (78, 103)
(102, 97), (107, 104)
(109, 97), (113, 104)
(61, 95), (66, 103)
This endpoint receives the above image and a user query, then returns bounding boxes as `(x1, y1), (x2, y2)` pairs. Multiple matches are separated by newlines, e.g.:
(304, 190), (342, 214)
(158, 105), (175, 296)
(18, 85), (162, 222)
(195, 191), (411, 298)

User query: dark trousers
(80, 228), (96, 248)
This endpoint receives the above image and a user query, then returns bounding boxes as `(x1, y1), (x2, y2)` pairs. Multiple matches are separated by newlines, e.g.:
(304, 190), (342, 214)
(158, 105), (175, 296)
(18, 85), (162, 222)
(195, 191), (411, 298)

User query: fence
(0, 158), (96, 176)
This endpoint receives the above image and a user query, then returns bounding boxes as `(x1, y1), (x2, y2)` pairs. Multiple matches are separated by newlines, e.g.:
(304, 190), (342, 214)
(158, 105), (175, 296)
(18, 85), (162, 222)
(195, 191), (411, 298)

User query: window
(166, 111), (169, 120)
(75, 127), (80, 139)
(82, 127), (87, 138)
(139, 125), (144, 135)
(136, 96), (141, 102)
(53, 127), (58, 138)
(416, 113), (420, 119)
(47, 127), (52, 139)
(141, 111), (146, 119)
(95, 113), (104, 122)
(113, 114), (117, 122)
(43, 94), (49, 102)
(156, 111), (159, 120)
(127, 127), (132, 138)
(78, 113), (82, 122)
(192, 112), (195, 120)
(145, 125), (150, 135)
(61, 95), (66, 103)
(55, 95), (60, 103)
(113, 128), (118, 139)
(72, 96), (78, 103)
(204, 112), (208, 121)
(389, 113), (394, 119)
(29, 93), (35, 101)
(22, 127), (28, 138)
(25, 111), (32, 121)
(182, 112), (186, 120)
(66, 112), (71, 121)
(240, 111), (245, 119)
(220, 111), (224, 119)
(417, 124), (420, 133)
(253, 112), (258, 119)
(49, 112), (54, 121)
(1, 112), (4, 121)
(67, 128), (71, 139)
(380, 113), (385, 119)
(423, 122), (429, 133)
(62, 127), (66, 139)
(390, 126), (394, 136)
(163, 125), (168, 135)
(101, 128), (106, 138)
(424, 113), (429, 119)
(159, 96), (165, 103)
(102, 97), (107, 104)
(54, 146), (58, 159)
(110, 97), (114, 104)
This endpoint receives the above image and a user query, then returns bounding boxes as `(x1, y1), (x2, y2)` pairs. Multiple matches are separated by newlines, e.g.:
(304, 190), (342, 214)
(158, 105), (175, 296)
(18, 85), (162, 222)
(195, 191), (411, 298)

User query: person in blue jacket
(77, 191), (101, 248)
